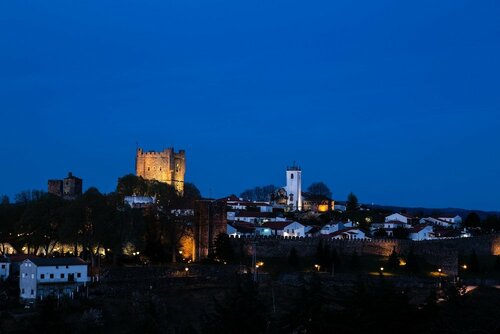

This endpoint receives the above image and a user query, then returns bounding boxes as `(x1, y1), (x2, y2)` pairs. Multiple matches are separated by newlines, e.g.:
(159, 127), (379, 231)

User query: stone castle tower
(135, 147), (186, 195)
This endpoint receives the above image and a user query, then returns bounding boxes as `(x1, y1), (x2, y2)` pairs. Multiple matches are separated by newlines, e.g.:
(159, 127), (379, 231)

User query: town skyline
(1, 0), (499, 211)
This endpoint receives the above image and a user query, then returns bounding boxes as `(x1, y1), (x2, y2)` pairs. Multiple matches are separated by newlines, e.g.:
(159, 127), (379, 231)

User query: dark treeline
(0, 175), (201, 265)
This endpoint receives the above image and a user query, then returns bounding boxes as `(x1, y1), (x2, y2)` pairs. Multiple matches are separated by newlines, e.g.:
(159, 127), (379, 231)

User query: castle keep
(135, 147), (186, 194)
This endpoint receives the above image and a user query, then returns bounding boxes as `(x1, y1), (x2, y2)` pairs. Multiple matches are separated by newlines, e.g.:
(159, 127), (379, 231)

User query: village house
(227, 221), (255, 237)
(408, 225), (433, 241)
(419, 217), (455, 229)
(385, 213), (416, 225)
(327, 228), (368, 240)
(19, 257), (89, 301)
(256, 221), (306, 237)
(437, 215), (463, 226)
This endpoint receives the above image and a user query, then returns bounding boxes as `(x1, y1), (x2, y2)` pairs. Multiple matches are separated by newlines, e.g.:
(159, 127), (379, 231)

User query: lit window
(31, 274), (34, 279)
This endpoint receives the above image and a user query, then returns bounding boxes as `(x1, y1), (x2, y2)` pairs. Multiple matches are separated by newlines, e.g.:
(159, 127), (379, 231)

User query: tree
(464, 212), (481, 228)
(0, 196), (8, 205)
(374, 228), (388, 238)
(213, 233), (234, 263)
(307, 182), (332, 199)
(392, 227), (409, 239)
(349, 251), (360, 271)
(483, 215), (500, 233)
(468, 249), (480, 273)
(288, 247), (299, 268)
(387, 247), (399, 269)
(240, 185), (277, 201)
(331, 248), (341, 273)
(116, 174), (148, 196)
(203, 277), (268, 333)
(405, 249), (419, 274)
(494, 256), (500, 272)
(346, 192), (359, 212)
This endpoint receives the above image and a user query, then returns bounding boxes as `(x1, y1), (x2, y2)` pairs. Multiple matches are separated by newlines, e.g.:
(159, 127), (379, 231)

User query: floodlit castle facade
(135, 147), (186, 195)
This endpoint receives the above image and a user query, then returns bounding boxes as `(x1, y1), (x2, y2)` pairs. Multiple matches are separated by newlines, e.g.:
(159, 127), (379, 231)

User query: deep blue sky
(1, 0), (499, 210)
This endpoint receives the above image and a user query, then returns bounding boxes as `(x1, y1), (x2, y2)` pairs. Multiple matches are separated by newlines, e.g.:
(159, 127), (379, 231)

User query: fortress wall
(230, 234), (500, 275)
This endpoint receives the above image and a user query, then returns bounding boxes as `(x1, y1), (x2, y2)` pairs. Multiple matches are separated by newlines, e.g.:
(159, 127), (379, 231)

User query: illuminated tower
(286, 163), (302, 211)
(135, 147), (186, 195)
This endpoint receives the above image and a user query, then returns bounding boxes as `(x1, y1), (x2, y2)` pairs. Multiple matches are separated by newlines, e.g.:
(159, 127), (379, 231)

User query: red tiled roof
(7, 254), (38, 263)
(260, 221), (295, 230)
(385, 220), (407, 224)
(409, 224), (431, 233)
(328, 228), (361, 238)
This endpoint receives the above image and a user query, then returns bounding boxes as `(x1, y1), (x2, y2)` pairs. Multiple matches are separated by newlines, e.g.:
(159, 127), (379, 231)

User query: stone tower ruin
(135, 147), (186, 195)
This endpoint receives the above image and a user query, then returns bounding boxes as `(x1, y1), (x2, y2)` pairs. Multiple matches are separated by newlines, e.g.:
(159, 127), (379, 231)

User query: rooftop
(26, 257), (87, 267)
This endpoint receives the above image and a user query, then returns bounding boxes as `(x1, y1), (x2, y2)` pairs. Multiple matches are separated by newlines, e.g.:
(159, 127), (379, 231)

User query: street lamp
(314, 264), (320, 272)
(184, 267), (189, 277)
(379, 267), (384, 276)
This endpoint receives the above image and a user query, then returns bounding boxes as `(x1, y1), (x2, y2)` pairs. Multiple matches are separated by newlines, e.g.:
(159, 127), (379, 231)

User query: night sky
(1, 0), (499, 210)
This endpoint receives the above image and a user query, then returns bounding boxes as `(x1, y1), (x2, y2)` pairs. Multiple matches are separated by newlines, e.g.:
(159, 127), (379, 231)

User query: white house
(282, 222), (305, 237)
(0, 257), (10, 281)
(124, 196), (155, 208)
(385, 213), (414, 224)
(334, 204), (346, 212)
(409, 225), (433, 241)
(257, 221), (305, 237)
(328, 228), (368, 240)
(19, 257), (89, 301)
(438, 215), (462, 226)
(226, 222), (255, 237)
(233, 212), (284, 224)
(419, 217), (455, 228)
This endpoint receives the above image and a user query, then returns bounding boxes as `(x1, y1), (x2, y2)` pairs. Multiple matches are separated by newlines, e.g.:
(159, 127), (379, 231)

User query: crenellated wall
(230, 234), (500, 275)
(135, 148), (186, 195)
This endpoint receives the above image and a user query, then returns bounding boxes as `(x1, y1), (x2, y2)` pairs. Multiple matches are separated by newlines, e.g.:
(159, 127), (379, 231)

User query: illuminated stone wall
(232, 234), (500, 275)
(135, 148), (186, 195)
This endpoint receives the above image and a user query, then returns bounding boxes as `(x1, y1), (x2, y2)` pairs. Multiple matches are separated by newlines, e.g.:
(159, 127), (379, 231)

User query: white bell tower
(286, 163), (302, 211)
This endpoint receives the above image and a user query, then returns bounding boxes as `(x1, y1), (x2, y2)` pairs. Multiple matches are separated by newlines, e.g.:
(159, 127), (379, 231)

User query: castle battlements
(135, 147), (186, 195)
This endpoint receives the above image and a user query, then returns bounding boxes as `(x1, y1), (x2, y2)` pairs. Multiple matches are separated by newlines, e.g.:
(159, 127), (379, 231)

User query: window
(21, 288), (25, 294)
(50, 274), (54, 279)
(56, 266), (59, 269)
(65, 265), (69, 269)
(41, 274), (45, 279)
(60, 273), (65, 279)
(31, 274), (34, 279)
(148, 167), (150, 171)
(77, 273), (81, 278)
(291, 173), (294, 179)
(22, 273), (25, 278)
(30, 289), (34, 295)
(1, 264), (4, 269)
